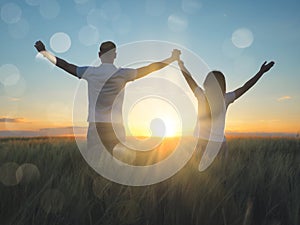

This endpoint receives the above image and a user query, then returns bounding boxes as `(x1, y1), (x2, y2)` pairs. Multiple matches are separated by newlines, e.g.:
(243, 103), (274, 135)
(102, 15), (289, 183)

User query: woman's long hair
(203, 71), (226, 118)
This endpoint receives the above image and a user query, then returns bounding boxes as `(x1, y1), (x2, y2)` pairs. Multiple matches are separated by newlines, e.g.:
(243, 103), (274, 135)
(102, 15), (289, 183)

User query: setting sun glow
(126, 98), (182, 137)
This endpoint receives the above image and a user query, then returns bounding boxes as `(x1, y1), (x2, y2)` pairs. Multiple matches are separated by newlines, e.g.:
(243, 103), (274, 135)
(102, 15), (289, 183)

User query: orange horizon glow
(0, 119), (298, 137)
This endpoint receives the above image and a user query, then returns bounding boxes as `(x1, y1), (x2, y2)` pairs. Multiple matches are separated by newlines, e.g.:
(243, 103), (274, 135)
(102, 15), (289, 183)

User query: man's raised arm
(34, 40), (79, 78)
(135, 49), (181, 79)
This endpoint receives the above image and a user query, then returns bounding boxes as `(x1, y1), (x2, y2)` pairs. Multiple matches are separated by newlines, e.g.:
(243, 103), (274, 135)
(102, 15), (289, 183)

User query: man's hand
(34, 40), (57, 65)
(171, 49), (181, 61)
(34, 40), (46, 52)
(260, 61), (275, 74)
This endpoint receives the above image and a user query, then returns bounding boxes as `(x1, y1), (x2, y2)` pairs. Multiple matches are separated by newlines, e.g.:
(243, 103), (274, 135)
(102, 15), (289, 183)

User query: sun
(161, 117), (180, 137)
(126, 98), (182, 138)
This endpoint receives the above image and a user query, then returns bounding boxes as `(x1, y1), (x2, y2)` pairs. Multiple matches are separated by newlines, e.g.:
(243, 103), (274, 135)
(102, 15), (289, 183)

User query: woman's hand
(171, 49), (181, 61)
(260, 61), (275, 74)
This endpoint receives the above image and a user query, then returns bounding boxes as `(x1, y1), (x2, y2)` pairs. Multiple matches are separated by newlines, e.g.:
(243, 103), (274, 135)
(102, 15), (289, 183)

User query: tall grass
(0, 137), (299, 225)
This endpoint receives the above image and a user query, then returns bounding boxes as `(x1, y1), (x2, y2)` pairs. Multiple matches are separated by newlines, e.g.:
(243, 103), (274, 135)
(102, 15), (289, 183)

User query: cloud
(0, 126), (87, 137)
(258, 119), (280, 122)
(277, 96), (292, 101)
(0, 117), (24, 123)
(7, 97), (21, 102)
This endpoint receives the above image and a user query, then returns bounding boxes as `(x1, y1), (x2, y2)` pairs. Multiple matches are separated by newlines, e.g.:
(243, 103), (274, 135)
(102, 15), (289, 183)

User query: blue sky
(0, 0), (299, 136)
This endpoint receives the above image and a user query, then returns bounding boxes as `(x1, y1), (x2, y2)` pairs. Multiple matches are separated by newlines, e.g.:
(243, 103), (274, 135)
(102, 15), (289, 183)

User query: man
(34, 40), (180, 154)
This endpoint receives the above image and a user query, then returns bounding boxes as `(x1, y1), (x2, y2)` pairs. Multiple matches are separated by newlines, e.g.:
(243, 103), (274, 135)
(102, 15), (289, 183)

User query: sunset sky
(0, 0), (299, 137)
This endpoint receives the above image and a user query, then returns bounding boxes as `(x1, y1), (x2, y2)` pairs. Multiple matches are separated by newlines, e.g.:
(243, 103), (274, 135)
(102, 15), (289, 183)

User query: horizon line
(0, 131), (299, 139)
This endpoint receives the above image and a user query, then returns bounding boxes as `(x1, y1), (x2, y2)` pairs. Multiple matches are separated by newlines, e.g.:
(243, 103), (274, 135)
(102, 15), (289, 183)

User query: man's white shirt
(77, 63), (137, 123)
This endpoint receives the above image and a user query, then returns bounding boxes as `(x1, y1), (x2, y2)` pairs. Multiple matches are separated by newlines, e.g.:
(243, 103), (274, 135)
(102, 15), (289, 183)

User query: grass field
(0, 137), (299, 225)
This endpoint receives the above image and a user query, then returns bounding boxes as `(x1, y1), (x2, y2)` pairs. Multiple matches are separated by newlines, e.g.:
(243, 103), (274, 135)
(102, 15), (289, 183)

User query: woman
(177, 59), (275, 172)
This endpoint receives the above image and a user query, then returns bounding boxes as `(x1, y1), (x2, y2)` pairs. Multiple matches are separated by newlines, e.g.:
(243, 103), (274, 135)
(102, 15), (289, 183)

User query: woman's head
(203, 71), (226, 95)
(203, 71), (226, 117)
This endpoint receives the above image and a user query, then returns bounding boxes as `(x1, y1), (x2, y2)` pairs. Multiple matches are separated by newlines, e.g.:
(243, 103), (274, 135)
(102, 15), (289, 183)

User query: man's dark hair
(99, 41), (116, 56)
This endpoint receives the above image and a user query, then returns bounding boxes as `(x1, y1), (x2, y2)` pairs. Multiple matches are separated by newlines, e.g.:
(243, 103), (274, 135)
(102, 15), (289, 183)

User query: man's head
(98, 41), (117, 63)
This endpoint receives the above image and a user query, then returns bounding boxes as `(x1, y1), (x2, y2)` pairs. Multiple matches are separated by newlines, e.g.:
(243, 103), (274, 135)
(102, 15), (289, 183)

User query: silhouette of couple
(35, 40), (274, 169)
